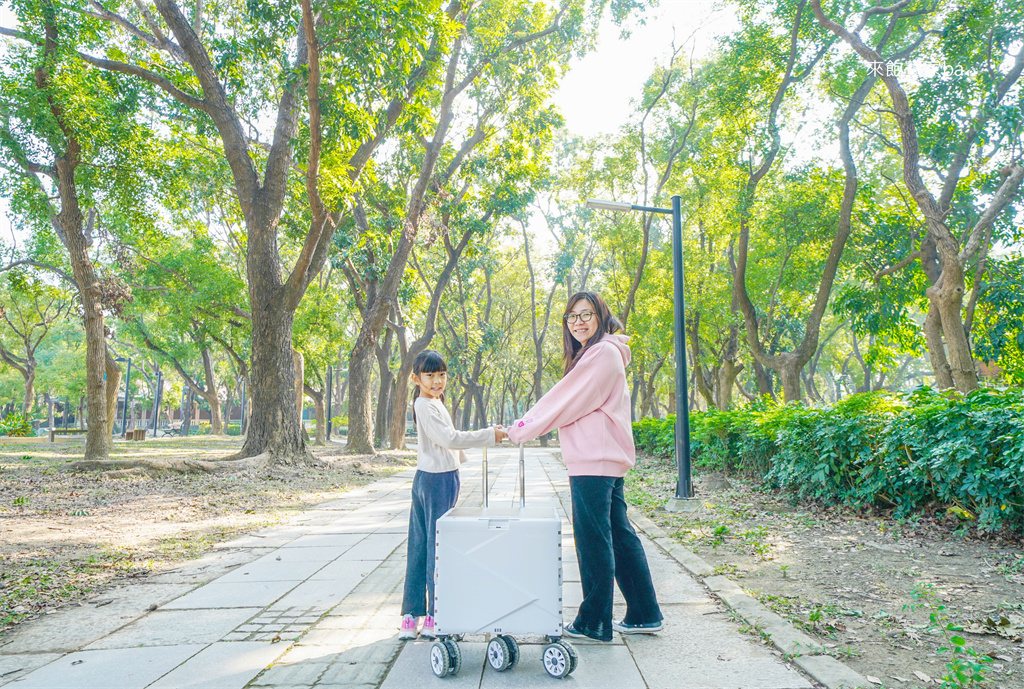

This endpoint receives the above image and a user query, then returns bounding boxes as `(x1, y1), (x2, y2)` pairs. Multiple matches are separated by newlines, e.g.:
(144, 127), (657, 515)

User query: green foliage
(973, 255), (1024, 385)
(906, 584), (993, 688)
(634, 388), (1024, 531)
(0, 412), (33, 437)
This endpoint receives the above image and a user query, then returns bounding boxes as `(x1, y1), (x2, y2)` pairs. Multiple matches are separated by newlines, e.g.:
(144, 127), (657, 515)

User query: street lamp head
(585, 198), (633, 213)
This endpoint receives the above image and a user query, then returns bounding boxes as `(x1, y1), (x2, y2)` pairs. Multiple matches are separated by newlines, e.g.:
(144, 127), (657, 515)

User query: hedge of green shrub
(633, 387), (1024, 532)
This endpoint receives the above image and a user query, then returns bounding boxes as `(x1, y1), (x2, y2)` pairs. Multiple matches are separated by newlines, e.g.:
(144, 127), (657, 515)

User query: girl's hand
(493, 426), (508, 443)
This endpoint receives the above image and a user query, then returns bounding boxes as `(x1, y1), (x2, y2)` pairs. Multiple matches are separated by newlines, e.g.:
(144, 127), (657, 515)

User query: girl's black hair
(561, 290), (624, 375)
(411, 349), (448, 423)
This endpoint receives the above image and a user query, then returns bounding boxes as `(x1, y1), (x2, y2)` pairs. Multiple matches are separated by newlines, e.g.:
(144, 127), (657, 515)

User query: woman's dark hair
(561, 291), (623, 375)
(411, 349), (448, 423)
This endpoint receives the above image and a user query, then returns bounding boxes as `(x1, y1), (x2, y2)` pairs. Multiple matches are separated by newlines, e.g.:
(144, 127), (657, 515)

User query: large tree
(1, 4), (153, 458)
(813, 0), (1024, 393)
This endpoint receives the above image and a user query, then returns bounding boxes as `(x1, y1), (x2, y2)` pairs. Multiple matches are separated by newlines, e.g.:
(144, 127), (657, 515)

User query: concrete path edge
(627, 508), (870, 689)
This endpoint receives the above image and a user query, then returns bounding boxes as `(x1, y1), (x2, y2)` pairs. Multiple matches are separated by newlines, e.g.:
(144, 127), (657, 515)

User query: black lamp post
(151, 369), (163, 435)
(585, 196), (694, 506)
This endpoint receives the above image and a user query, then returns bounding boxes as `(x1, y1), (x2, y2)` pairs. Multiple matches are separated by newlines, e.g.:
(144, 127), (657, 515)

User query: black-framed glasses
(564, 311), (595, 324)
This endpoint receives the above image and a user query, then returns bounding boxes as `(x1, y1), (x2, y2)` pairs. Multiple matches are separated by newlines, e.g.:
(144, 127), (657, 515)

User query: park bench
(128, 428), (147, 441)
(154, 423), (180, 438)
(49, 428), (88, 443)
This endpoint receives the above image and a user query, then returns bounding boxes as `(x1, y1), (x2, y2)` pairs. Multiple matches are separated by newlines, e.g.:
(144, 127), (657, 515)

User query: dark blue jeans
(569, 475), (663, 641)
(402, 469), (460, 617)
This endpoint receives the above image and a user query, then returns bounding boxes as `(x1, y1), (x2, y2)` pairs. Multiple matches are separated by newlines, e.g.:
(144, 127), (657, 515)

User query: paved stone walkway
(0, 448), (813, 688)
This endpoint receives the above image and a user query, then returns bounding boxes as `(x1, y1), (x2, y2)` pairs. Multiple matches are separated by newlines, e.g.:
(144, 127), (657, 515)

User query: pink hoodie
(507, 334), (635, 477)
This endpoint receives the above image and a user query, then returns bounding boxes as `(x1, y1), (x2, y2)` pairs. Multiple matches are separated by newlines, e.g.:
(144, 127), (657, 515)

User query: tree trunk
(293, 348), (305, 428)
(237, 300), (306, 459)
(777, 357), (802, 402)
(460, 379), (473, 430)
(752, 359), (774, 399)
(304, 383), (326, 445)
(345, 338), (376, 454)
(717, 358), (742, 411)
(180, 388), (194, 437)
(374, 328), (395, 448)
(201, 348), (224, 435)
(630, 375), (640, 422)
(390, 354), (415, 449)
(22, 366), (35, 415)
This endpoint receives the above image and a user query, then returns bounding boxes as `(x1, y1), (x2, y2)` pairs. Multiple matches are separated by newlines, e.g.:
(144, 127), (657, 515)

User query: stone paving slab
(328, 533), (405, 562)
(215, 559), (328, 583)
(270, 576), (369, 614)
(162, 580), (298, 610)
(147, 641), (287, 689)
(378, 641), (489, 689)
(480, 644), (645, 689)
(85, 608), (262, 649)
(282, 534), (368, 549)
(622, 602), (812, 689)
(145, 549), (277, 585)
(8, 645), (205, 689)
(0, 583), (196, 653)
(253, 547), (355, 564)
(0, 653), (62, 686)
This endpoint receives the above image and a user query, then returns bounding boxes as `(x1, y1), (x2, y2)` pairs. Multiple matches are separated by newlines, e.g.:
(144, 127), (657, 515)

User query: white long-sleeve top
(413, 396), (495, 473)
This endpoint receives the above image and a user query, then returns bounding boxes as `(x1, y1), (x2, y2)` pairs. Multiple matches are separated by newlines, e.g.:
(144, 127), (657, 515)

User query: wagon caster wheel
(487, 636), (513, 672)
(543, 642), (572, 679)
(559, 640), (578, 675)
(502, 635), (520, 670)
(430, 641), (451, 678)
(443, 638), (462, 675)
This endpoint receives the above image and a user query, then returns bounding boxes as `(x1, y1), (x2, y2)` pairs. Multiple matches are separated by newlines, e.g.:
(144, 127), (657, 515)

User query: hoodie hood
(597, 333), (631, 367)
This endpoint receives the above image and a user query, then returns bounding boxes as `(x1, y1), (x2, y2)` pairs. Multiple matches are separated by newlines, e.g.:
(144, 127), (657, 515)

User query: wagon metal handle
(481, 444), (526, 507)
(519, 443), (526, 508)
(482, 446), (489, 508)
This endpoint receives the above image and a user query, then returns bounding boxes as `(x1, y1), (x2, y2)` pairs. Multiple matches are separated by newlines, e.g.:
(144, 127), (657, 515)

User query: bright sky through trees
(553, 0), (734, 137)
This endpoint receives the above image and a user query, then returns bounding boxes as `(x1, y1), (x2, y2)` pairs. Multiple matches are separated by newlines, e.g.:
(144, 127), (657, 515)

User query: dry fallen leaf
(913, 670), (931, 683)
(866, 676), (882, 685)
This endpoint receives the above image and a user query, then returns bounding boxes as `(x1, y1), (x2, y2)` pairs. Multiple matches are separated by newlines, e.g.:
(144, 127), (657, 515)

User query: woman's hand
(493, 425), (508, 443)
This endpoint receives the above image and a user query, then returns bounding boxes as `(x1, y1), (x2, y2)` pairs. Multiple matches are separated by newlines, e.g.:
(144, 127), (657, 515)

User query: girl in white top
(399, 349), (507, 640)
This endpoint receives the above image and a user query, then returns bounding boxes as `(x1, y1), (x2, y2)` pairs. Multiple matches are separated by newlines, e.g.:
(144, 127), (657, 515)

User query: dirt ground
(0, 435), (415, 637)
(626, 454), (1024, 688)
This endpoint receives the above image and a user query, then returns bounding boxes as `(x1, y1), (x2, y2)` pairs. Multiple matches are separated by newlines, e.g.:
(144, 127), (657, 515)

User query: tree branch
(958, 162), (1024, 263)
(0, 259), (75, 284)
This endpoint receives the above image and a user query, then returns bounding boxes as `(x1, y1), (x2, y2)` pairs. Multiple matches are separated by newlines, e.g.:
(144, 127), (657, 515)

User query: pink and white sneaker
(399, 614), (417, 640)
(421, 614), (436, 639)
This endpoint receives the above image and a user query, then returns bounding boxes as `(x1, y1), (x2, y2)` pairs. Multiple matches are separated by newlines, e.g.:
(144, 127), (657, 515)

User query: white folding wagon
(429, 444), (578, 679)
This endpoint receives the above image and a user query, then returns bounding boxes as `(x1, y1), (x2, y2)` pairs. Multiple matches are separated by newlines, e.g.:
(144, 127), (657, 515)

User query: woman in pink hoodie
(507, 290), (663, 642)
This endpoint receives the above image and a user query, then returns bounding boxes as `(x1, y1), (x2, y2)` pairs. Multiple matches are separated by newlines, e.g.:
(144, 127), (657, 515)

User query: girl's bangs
(417, 350), (447, 374)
